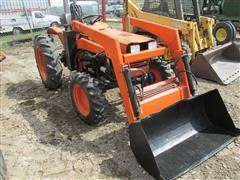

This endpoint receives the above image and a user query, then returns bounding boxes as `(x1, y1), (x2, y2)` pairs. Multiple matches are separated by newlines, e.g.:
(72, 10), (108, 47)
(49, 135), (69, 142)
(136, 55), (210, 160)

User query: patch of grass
(0, 29), (46, 50)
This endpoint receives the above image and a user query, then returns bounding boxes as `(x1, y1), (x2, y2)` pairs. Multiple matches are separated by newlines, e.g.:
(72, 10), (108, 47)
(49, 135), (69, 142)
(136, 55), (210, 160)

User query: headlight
(148, 41), (157, 50)
(129, 44), (140, 53)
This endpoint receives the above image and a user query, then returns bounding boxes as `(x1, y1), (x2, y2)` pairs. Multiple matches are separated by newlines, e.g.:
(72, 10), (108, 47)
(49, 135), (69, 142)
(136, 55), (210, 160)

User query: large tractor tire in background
(70, 72), (105, 125)
(213, 21), (236, 45)
(34, 35), (63, 89)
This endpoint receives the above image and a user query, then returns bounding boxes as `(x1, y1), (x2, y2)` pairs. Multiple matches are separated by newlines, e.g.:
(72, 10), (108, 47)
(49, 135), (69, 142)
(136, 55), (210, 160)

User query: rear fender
(12, 26), (25, 31)
(47, 27), (64, 44)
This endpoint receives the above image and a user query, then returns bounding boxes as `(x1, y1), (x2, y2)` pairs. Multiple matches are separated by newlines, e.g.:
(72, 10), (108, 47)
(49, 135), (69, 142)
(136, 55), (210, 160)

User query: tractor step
(137, 82), (176, 100)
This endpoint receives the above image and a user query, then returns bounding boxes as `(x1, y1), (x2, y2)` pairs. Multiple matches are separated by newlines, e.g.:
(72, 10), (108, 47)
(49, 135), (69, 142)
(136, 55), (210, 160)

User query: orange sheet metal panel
(89, 22), (153, 45)
(47, 27), (64, 44)
(77, 38), (104, 53)
(100, 28), (152, 45)
(129, 17), (183, 59)
(123, 47), (166, 64)
(139, 86), (189, 120)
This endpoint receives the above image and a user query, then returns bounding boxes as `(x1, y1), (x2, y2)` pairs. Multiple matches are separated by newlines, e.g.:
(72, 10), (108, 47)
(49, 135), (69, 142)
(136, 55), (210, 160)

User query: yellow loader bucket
(191, 42), (240, 84)
(129, 90), (238, 180)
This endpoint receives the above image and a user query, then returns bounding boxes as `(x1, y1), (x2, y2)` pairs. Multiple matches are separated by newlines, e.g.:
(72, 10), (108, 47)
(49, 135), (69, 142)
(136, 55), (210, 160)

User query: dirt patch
(0, 46), (239, 179)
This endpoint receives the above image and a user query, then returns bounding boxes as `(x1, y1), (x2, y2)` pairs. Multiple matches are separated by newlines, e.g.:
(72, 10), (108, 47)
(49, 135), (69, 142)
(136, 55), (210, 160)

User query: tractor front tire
(70, 72), (105, 125)
(34, 35), (63, 89)
(149, 60), (174, 82)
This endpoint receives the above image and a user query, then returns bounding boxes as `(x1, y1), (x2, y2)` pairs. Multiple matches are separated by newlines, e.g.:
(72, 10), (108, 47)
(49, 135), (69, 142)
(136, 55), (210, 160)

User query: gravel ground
(0, 44), (239, 180)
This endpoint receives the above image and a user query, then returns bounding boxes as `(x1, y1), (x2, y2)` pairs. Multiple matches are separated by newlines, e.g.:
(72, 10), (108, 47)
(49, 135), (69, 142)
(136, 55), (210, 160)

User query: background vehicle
(35, 3), (238, 179)
(47, 6), (65, 17)
(106, 5), (117, 15)
(107, 0), (123, 6)
(201, 0), (240, 31)
(106, 4), (123, 17)
(0, 10), (60, 35)
(115, 6), (123, 17)
(124, 0), (240, 85)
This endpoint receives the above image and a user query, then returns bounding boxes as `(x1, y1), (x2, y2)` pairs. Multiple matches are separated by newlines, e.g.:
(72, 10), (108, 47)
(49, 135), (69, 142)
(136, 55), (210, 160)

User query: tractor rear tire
(34, 35), (63, 89)
(70, 72), (105, 125)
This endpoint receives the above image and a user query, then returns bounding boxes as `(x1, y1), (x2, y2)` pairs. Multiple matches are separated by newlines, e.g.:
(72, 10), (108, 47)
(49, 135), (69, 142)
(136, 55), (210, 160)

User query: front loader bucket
(129, 89), (238, 180)
(191, 42), (240, 84)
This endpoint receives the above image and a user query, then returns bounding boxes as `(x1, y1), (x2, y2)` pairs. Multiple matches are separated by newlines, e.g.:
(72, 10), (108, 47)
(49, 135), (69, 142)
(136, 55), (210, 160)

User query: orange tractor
(34, 4), (238, 180)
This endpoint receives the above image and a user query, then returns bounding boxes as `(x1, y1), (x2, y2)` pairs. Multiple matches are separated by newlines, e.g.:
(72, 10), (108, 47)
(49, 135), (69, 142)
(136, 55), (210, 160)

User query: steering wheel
(81, 15), (103, 25)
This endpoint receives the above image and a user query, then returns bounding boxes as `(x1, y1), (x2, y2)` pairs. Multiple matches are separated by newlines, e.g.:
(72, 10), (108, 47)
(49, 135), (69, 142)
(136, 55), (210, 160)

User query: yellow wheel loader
(124, 0), (240, 85)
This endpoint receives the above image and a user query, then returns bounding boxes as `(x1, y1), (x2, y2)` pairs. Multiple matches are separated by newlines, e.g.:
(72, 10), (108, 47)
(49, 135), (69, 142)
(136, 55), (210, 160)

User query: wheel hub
(73, 84), (90, 117)
(35, 47), (47, 81)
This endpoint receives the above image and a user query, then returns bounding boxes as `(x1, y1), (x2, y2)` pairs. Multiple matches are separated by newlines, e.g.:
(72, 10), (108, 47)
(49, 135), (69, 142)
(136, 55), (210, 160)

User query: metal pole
(63, 0), (69, 13)
(102, 0), (106, 22)
(48, 0), (51, 7)
(192, 0), (201, 27)
(124, 0), (130, 32)
(21, 0), (34, 42)
(174, 0), (184, 20)
(125, 0), (128, 15)
(73, 0), (77, 5)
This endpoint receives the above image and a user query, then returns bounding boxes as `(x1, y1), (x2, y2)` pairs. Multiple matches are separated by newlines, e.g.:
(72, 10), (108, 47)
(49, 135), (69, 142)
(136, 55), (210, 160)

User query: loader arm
(125, 0), (215, 58)
(125, 0), (240, 85)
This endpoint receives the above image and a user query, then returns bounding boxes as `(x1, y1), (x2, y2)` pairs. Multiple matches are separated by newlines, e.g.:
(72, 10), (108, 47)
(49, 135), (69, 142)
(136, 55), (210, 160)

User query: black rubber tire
(213, 21), (234, 45)
(225, 21), (237, 41)
(70, 72), (105, 125)
(34, 35), (63, 89)
(50, 21), (59, 27)
(12, 27), (22, 35)
(0, 150), (7, 180)
(150, 60), (174, 80)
